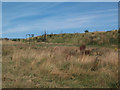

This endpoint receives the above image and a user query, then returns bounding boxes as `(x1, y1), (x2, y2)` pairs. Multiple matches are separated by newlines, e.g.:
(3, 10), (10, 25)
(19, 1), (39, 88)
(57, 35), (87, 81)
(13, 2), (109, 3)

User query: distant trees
(4, 38), (9, 40)
(12, 39), (17, 41)
(118, 29), (120, 33)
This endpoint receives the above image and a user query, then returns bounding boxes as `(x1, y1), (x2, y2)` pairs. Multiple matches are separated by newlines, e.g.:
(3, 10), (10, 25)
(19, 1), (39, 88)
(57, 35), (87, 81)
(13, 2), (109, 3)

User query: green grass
(4, 30), (118, 49)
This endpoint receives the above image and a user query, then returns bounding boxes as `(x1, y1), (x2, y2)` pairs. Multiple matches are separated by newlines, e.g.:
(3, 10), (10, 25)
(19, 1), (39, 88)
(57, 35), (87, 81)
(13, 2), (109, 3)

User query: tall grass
(2, 41), (118, 88)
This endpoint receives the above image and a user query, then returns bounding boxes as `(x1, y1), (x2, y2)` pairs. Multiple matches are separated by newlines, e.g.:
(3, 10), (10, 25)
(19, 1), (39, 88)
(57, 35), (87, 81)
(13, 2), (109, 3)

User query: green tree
(85, 30), (89, 33)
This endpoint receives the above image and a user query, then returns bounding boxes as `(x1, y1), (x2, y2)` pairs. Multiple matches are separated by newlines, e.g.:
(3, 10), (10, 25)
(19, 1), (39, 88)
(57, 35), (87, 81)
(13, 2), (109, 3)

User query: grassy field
(2, 39), (118, 88)
(25, 30), (118, 47)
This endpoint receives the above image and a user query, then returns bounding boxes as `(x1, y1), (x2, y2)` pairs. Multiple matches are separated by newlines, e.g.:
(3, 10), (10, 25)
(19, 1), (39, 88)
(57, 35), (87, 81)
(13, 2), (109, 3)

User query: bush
(85, 30), (89, 33)
(12, 39), (17, 41)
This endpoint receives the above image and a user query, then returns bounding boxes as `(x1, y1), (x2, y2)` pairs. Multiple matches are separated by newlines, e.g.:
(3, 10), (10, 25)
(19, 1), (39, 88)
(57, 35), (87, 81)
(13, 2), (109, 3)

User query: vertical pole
(26, 34), (27, 43)
(29, 34), (30, 45)
(44, 31), (46, 41)
(32, 34), (34, 44)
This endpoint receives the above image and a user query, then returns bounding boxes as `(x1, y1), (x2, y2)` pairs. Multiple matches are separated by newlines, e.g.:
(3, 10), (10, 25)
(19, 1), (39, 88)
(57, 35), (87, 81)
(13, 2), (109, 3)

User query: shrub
(12, 39), (17, 41)
(85, 30), (89, 33)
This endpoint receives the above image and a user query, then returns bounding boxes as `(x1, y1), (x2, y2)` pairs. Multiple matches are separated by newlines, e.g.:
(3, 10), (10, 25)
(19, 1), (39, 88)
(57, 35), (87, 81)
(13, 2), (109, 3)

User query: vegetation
(24, 30), (118, 48)
(2, 40), (118, 88)
(85, 30), (89, 33)
(2, 30), (119, 88)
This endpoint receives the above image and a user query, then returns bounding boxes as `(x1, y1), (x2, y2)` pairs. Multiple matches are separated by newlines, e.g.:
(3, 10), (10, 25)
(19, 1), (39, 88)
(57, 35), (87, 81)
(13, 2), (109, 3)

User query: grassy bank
(2, 41), (118, 88)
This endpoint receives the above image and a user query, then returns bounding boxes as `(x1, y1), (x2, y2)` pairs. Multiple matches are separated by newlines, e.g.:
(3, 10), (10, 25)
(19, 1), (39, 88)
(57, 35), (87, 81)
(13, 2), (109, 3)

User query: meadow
(2, 30), (119, 88)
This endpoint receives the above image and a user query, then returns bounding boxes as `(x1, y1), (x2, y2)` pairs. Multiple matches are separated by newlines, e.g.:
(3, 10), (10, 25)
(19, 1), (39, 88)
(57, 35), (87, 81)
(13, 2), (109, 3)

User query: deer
(79, 45), (91, 55)
(85, 50), (91, 55)
(79, 45), (86, 55)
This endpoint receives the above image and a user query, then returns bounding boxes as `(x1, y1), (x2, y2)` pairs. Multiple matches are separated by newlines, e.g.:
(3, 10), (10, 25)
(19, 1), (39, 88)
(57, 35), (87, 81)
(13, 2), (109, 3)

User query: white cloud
(2, 3), (118, 35)
(2, 14), (104, 34)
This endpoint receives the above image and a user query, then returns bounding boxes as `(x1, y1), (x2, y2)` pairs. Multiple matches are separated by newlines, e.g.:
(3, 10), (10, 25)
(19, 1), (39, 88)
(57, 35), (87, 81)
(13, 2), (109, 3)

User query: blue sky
(2, 2), (118, 38)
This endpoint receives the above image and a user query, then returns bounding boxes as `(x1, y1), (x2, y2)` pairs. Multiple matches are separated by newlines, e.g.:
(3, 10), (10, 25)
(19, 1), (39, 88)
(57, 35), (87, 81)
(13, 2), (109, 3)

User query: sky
(2, 0), (120, 2)
(2, 2), (118, 38)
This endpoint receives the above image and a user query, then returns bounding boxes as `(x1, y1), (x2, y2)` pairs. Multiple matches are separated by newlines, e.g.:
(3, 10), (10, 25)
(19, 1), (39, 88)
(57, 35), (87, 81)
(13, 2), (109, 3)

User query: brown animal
(80, 45), (86, 51)
(85, 50), (90, 55)
(80, 45), (86, 55)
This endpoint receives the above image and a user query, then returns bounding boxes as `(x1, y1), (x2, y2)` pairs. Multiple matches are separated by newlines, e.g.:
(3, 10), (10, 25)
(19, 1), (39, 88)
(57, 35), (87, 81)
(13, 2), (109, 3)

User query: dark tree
(85, 30), (89, 33)
(118, 29), (120, 33)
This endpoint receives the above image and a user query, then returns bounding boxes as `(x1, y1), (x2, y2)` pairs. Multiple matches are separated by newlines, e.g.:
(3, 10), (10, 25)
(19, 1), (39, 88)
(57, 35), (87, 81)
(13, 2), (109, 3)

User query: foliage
(12, 39), (17, 41)
(2, 43), (118, 88)
(85, 30), (89, 33)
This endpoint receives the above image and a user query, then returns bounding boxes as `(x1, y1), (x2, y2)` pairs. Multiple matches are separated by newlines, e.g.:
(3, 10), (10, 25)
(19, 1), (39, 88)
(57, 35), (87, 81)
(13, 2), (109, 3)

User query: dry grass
(2, 40), (118, 88)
